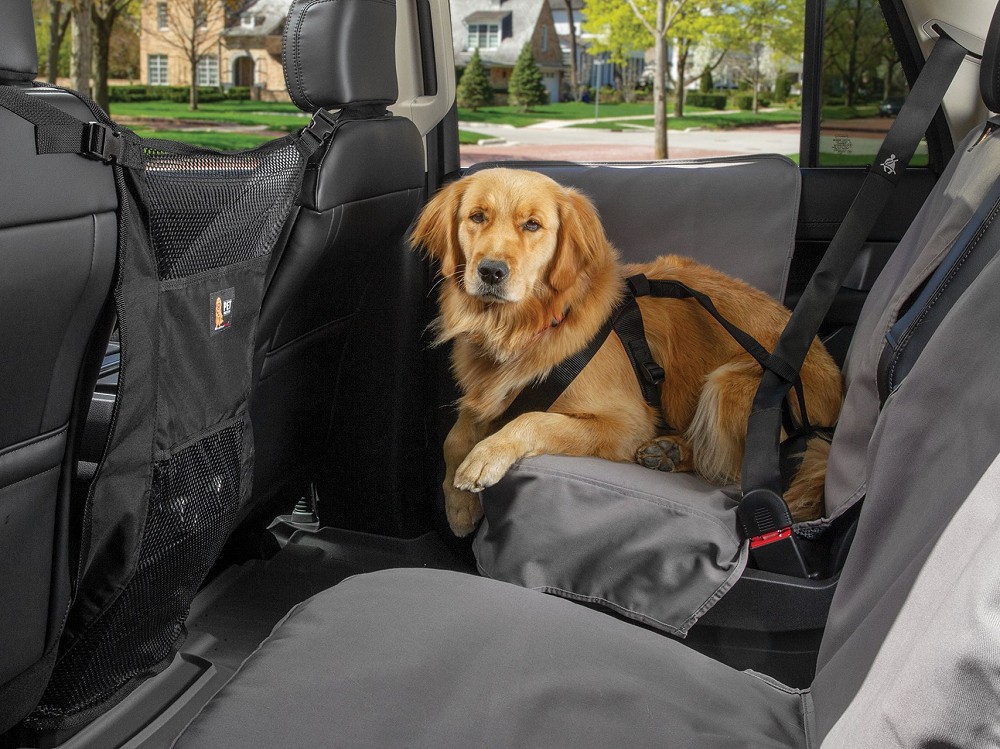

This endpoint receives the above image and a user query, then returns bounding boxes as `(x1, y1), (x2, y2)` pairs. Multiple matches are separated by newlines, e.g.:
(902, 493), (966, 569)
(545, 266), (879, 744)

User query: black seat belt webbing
(737, 32), (969, 576)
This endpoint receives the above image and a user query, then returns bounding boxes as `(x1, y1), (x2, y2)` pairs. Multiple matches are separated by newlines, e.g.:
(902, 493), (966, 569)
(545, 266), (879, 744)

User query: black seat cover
(249, 0), (425, 520)
(0, 0), (117, 731)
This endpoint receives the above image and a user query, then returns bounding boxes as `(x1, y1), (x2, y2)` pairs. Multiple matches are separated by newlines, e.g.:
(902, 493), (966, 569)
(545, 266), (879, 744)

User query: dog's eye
(523, 220), (541, 232)
(470, 212), (486, 224)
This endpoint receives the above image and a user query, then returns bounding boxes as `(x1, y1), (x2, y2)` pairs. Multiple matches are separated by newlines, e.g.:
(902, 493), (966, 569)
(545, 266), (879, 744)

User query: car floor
(41, 526), (475, 749)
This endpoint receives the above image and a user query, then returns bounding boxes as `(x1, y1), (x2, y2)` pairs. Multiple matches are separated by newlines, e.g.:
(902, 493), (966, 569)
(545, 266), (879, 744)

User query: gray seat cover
(472, 125), (1000, 633)
(466, 155), (801, 301)
(173, 196), (1000, 747)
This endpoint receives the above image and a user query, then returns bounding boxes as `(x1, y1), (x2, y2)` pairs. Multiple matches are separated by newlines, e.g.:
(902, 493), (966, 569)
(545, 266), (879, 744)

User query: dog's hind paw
(636, 437), (691, 473)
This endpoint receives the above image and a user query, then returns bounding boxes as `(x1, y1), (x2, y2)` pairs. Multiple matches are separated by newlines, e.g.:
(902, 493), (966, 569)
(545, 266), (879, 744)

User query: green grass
(111, 100), (310, 133)
(819, 104), (880, 120)
(459, 129), (492, 144)
(458, 101), (658, 127)
(570, 109), (802, 131)
(785, 151), (929, 167)
(128, 127), (277, 151)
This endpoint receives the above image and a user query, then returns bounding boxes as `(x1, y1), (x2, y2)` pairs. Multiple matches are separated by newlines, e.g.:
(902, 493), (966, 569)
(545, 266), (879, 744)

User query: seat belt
(737, 30), (970, 578)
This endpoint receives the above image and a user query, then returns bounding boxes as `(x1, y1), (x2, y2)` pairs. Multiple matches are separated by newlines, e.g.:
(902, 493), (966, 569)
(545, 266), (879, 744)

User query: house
(139, 0), (291, 101)
(451, 0), (565, 103)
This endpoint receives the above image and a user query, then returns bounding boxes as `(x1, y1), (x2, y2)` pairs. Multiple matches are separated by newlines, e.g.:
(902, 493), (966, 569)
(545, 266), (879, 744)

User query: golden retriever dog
(412, 168), (842, 537)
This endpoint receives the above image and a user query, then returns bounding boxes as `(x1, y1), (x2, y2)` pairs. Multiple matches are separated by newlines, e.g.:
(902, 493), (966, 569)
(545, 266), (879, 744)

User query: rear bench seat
(170, 7), (1000, 747)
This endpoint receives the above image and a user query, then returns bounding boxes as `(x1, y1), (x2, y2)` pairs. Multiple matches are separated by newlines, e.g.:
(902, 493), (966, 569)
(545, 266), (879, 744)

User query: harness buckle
(82, 122), (123, 164)
(641, 361), (665, 386)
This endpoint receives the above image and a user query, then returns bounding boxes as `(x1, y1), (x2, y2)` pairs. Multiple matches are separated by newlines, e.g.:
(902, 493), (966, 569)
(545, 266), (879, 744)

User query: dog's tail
(783, 436), (831, 523)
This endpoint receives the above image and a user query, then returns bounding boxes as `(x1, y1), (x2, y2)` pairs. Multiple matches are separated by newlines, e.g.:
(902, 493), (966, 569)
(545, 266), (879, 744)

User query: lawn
(111, 100), (311, 133)
(457, 101), (659, 127)
(570, 109), (802, 131)
(128, 127), (276, 151)
(459, 129), (492, 144)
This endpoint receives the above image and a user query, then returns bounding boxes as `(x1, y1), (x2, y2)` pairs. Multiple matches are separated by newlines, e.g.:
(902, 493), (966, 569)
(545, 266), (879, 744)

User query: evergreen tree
(457, 48), (494, 111)
(508, 43), (548, 112)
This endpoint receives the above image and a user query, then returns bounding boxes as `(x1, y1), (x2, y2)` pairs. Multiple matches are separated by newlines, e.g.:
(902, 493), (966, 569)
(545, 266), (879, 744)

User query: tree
(583, 0), (652, 104)
(144, 0), (227, 110)
(92, 0), (135, 112)
(457, 49), (494, 111)
(564, 0), (582, 100)
(35, 0), (74, 82)
(72, 0), (93, 95)
(508, 43), (548, 112)
(729, 0), (804, 112)
(671, 2), (740, 117)
(699, 66), (713, 92)
(823, 0), (892, 106)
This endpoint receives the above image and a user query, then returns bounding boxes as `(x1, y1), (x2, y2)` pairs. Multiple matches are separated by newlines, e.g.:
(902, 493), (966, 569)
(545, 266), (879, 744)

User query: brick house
(139, 0), (291, 101)
(451, 0), (565, 103)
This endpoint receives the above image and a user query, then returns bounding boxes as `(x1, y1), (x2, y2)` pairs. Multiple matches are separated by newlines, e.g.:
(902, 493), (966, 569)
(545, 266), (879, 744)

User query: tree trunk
(190, 57), (199, 110)
(564, 0), (580, 101)
(93, 11), (114, 112)
(72, 0), (93, 95)
(882, 58), (895, 100)
(674, 38), (689, 119)
(654, 24), (668, 159)
(752, 45), (761, 113)
(48, 1), (70, 83)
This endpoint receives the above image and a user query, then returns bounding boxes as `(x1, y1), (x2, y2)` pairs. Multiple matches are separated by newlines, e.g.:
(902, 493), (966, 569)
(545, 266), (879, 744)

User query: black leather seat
(249, 0), (426, 515)
(0, 2), (118, 731)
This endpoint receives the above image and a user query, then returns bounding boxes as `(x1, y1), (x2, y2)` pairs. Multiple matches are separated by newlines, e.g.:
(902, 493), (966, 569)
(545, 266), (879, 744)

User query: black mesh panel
(143, 138), (303, 281)
(33, 420), (247, 720)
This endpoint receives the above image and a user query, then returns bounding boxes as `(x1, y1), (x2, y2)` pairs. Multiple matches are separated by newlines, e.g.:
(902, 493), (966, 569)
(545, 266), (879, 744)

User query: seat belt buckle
(739, 488), (811, 578)
(82, 122), (122, 164)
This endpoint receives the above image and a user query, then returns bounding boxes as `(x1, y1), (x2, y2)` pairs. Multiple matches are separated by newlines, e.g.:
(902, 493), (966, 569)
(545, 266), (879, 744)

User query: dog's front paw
(636, 436), (691, 472)
(454, 439), (519, 493)
(444, 485), (483, 537)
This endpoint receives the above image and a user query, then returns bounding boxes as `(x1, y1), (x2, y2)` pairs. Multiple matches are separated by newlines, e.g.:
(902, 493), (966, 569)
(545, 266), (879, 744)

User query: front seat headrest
(282, 0), (399, 113)
(1, 0), (39, 84)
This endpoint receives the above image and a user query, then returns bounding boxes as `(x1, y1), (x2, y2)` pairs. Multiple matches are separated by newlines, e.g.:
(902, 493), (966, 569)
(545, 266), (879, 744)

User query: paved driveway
(459, 121), (804, 166)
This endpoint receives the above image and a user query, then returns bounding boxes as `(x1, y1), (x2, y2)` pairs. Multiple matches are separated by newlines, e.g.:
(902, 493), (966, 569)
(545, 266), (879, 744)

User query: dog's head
(411, 168), (612, 307)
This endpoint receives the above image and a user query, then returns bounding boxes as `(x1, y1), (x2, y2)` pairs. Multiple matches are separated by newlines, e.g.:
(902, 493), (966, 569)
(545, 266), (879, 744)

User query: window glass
(148, 54), (168, 86)
(468, 23), (499, 50)
(818, 0), (921, 166)
(156, 2), (168, 30)
(197, 55), (219, 87)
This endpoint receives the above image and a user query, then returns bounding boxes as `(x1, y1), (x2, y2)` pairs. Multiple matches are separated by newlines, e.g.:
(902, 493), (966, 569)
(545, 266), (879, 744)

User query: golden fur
(412, 168), (843, 537)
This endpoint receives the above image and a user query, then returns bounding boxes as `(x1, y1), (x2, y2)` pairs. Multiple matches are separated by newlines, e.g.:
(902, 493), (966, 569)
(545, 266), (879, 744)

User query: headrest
(982, 1), (1000, 112)
(1, 0), (38, 83)
(282, 0), (399, 112)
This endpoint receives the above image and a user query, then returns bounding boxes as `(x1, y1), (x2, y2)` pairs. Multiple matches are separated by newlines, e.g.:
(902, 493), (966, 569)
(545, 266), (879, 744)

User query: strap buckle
(738, 488), (811, 578)
(300, 108), (340, 151)
(83, 121), (123, 164)
(641, 361), (665, 386)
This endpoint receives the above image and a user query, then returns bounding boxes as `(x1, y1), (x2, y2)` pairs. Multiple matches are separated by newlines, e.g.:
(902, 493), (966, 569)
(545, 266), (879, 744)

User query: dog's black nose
(478, 259), (509, 285)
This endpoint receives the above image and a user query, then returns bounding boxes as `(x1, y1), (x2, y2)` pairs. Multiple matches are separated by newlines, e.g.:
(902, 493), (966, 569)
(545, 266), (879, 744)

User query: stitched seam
(0, 425), (68, 461)
(0, 464), (61, 493)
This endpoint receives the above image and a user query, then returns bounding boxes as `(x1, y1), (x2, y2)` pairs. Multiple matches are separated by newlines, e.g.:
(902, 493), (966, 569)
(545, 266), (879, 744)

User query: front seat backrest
(0, 0), (117, 732)
(250, 0), (425, 518)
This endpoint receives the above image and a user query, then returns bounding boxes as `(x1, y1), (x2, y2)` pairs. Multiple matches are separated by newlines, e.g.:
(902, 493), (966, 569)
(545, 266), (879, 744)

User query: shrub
(108, 85), (252, 103)
(774, 71), (792, 102)
(685, 92), (728, 110)
(699, 69), (714, 94)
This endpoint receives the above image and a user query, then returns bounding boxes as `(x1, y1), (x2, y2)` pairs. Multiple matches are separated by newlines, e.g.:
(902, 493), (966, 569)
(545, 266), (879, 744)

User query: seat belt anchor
(82, 121), (123, 164)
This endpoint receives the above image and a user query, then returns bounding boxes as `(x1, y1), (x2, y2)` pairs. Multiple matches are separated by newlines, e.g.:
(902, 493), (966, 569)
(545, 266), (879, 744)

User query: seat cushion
(173, 568), (810, 749)
(474, 455), (747, 636)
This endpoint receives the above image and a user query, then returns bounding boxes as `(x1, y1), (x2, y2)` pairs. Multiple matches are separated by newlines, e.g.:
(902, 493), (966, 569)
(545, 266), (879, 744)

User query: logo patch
(211, 288), (235, 334)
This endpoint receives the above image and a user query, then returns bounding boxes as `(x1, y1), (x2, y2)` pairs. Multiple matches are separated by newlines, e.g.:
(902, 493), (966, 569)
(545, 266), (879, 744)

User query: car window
(817, 0), (922, 166)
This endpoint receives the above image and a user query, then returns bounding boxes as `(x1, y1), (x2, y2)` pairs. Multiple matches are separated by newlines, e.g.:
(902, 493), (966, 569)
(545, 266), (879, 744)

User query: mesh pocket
(35, 419), (247, 720)
(144, 138), (303, 281)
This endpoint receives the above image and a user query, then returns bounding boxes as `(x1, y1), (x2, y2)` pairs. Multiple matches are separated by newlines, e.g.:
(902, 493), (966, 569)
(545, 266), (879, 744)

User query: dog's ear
(410, 179), (466, 279)
(549, 187), (611, 292)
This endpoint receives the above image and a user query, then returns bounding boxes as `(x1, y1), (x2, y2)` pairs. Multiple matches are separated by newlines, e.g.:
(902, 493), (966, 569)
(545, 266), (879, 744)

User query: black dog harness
(498, 273), (815, 482)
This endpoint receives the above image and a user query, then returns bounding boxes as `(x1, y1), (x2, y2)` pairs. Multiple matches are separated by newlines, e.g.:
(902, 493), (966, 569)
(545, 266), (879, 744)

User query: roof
(221, 0), (290, 38)
(451, 0), (549, 67)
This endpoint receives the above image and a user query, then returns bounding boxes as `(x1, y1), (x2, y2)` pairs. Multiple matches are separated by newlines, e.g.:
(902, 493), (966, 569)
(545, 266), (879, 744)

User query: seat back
(810, 7), (1000, 738)
(0, 1), (117, 731)
(250, 0), (425, 521)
